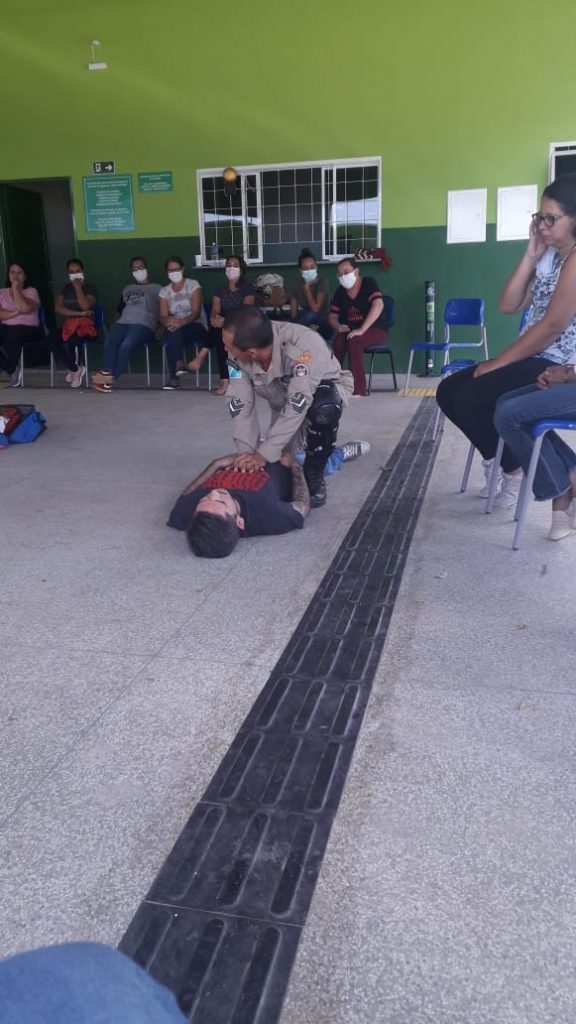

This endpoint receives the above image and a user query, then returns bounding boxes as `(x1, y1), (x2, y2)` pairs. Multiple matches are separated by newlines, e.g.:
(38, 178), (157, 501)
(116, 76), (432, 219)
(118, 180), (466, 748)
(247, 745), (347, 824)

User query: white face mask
(168, 270), (183, 283)
(132, 268), (148, 283)
(69, 272), (84, 282)
(225, 266), (241, 281)
(338, 271), (356, 289)
(301, 268), (317, 282)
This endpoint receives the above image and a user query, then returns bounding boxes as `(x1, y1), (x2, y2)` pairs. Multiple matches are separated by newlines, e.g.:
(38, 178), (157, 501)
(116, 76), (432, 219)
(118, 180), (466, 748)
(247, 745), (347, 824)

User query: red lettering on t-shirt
(202, 469), (270, 493)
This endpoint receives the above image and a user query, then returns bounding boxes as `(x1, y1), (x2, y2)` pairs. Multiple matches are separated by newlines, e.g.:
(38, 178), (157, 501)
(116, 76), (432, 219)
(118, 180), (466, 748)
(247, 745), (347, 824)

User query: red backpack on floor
(0, 405), (47, 448)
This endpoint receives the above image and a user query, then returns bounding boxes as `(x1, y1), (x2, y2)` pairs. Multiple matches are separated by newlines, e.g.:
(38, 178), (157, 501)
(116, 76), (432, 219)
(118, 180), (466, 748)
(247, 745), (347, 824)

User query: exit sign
(92, 161), (115, 174)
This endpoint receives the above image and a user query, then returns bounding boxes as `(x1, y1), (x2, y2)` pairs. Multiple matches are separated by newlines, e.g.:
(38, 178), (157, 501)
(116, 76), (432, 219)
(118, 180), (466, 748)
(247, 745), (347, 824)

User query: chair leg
(387, 350), (398, 391)
(145, 346), (151, 387)
(403, 350), (415, 396)
(50, 352), (55, 388)
(431, 407), (443, 441)
(162, 347), (166, 387)
(512, 434), (545, 550)
(485, 437), (505, 513)
(19, 350), (25, 387)
(207, 349), (212, 392)
(367, 353), (375, 395)
(460, 442), (475, 493)
(84, 343), (89, 382)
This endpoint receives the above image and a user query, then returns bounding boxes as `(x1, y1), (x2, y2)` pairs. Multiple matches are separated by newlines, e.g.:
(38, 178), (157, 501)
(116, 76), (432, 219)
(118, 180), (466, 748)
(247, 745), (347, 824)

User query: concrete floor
(2, 379), (576, 1023)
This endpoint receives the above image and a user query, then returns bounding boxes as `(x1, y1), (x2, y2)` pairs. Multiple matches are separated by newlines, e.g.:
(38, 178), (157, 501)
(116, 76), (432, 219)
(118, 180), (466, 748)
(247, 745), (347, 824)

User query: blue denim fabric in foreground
(103, 323), (154, 379)
(0, 943), (186, 1024)
(494, 382), (576, 501)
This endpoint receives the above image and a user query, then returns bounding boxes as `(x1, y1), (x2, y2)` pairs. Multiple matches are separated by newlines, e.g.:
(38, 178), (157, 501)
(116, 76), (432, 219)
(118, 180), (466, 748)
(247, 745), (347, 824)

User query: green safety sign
(138, 171), (173, 193)
(83, 175), (135, 233)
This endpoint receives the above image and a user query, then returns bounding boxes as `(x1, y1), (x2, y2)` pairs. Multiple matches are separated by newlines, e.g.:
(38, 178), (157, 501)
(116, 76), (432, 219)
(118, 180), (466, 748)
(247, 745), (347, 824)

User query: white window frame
(196, 157), (382, 266)
(548, 141), (576, 183)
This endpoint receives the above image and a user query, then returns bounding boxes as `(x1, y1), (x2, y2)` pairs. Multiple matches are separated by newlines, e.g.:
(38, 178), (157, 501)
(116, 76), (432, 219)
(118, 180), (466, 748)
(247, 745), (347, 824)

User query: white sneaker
(492, 471), (523, 508)
(70, 365), (86, 388)
(479, 458), (502, 499)
(340, 441), (371, 462)
(549, 504), (576, 541)
(65, 371), (73, 383)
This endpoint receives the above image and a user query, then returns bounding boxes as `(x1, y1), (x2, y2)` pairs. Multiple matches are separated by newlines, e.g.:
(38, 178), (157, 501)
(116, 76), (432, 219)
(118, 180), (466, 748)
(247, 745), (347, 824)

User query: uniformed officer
(222, 306), (353, 506)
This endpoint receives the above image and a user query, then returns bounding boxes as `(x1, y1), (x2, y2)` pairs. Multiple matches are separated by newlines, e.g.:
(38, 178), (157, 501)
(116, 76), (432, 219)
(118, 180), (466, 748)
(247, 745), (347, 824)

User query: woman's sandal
(212, 383), (229, 396)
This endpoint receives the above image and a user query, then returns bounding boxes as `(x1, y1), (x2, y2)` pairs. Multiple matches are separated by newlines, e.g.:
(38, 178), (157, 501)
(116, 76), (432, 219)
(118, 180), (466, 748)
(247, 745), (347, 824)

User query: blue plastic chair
(486, 419), (576, 549)
(364, 294), (398, 393)
(404, 297), (488, 395)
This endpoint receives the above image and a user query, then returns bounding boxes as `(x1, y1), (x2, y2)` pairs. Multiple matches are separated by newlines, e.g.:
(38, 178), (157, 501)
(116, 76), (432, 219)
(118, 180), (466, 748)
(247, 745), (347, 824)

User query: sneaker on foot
(92, 381), (113, 393)
(91, 369), (115, 386)
(65, 371), (73, 384)
(162, 377), (180, 390)
(492, 471), (523, 508)
(175, 368), (189, 377)
(340, 440), (371, 462)
(479, 457), (502, 499)
(70, 365), (86, 388)
(549, 506), (576, 541)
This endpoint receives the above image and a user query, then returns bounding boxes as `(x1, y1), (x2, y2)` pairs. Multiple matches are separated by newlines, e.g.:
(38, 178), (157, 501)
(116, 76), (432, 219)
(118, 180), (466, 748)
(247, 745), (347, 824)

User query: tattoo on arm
(290, 462), (311, 519)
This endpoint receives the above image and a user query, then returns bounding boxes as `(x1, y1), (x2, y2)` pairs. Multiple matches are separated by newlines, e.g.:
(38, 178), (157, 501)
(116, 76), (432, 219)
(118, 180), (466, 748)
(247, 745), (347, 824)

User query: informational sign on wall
(92, 161), (115, 174)
(83, 175), (134, 232)
(138, 171), (173, 193)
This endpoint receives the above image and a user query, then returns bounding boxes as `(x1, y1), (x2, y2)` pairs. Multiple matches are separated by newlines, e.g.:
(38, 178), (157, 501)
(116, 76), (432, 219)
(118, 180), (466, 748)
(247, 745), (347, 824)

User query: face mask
(338, 271), (356, 289)
(301, 269), (317, 282)
(168, 270), (183, 283)
(69, 272), (84, 282)
(132, 268), (148, 283)
(225, 266), (241, 281)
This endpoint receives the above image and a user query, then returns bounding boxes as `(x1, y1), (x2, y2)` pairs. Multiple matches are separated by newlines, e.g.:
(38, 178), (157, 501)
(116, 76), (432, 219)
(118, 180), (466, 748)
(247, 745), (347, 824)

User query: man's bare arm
(181, 455), (237, 494)
(280, 452), (310, 519)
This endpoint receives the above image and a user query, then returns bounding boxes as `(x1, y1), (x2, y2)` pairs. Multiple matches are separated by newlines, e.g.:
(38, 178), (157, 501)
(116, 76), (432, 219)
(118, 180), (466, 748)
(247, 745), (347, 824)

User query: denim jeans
(163, 322), (208, 377)
(494, 382), (576, 501)
(102, 323), (154, 379)
(0, 943), (186, 1024)
(293, 310), (334, 342)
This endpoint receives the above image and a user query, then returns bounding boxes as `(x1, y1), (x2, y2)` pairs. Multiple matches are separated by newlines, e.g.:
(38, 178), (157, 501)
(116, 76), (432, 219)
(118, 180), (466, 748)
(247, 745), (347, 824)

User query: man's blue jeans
(0, 943), (186, 1024)
(163, 322), (208, 377)
(102, 324), (154, 379)
(494, 382), (576, 501)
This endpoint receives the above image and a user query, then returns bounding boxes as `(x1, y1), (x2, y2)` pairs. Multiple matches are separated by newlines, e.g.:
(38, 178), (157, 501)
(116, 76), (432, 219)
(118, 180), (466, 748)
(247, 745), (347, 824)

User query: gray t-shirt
(288, 273), (330, 316)
(117, 282), (161, 330)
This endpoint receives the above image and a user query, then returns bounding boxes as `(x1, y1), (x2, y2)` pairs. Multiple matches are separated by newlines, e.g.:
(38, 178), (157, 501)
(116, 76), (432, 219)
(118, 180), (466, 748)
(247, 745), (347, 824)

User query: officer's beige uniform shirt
(228, 322), (353, 462)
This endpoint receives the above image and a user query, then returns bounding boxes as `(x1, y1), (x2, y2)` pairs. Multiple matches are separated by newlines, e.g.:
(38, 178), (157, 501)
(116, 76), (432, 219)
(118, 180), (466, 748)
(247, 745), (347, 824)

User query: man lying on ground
(168, 441), (370, 559)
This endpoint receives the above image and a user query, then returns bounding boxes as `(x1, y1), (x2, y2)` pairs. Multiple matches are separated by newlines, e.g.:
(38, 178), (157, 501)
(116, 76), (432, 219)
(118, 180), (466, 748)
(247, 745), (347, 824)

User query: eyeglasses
(532, 212), (566, 228)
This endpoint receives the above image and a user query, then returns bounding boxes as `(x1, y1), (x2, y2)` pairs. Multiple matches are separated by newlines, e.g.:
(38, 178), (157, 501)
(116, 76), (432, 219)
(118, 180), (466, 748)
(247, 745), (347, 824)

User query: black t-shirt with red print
(167, 462), (304, 536)
(330, 276), (387, 331)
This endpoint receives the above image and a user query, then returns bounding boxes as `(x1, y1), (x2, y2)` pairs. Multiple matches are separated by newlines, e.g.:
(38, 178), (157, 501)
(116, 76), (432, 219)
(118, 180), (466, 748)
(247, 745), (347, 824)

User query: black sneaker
(309, 479), (327, 508)
(162, 377), (180, 390)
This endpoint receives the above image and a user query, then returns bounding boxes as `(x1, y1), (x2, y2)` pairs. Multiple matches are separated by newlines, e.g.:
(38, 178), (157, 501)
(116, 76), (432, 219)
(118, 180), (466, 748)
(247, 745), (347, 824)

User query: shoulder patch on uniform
(229, 397), (244, 418)
(290, 392), (308, 412)
(294, 362), (310, 377)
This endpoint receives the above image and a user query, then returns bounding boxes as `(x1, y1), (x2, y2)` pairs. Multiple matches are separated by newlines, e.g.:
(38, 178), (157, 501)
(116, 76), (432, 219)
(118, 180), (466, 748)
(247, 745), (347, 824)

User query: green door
(0, 184), (55, 327)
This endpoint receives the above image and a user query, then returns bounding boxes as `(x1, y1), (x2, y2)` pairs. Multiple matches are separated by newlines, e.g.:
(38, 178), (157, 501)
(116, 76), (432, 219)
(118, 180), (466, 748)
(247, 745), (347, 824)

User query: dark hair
(226, 254), (247, 279)
(223, 306), (273, 350)
(66, 257), (84, 271)
(5, 262), (28, 287)
(298, 248), (317, 267)
(131, 256), (148, 268)
(337, 256), (357, 270)
(186, 511), (240, 558)
(164, 255), (184, 270)
(543, 173), (576, 236)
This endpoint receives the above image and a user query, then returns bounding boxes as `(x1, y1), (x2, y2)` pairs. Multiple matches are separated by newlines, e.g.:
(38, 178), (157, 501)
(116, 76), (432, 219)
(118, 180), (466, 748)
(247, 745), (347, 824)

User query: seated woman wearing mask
(288, 248), (332, 341)
(329, 258), (388, 396)
(159, 256), (208, 390)
(51, 258), (98, 388)
(187, 255), (256, 395)
(0, 261), (43, 385)
(91, 257), (161, 392)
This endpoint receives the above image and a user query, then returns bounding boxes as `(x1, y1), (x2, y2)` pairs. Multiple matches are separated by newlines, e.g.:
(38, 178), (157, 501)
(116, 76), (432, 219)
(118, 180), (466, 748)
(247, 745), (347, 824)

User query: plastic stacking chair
(16, 306), (50, 387)
(404, 297), (487, 395)
(485, 421), (576, 549)
(364, 294), (398, 392)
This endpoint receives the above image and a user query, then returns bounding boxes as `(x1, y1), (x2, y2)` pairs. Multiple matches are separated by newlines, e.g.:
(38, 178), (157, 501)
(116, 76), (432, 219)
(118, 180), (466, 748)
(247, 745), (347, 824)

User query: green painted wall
(2, 0), (576, 367)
